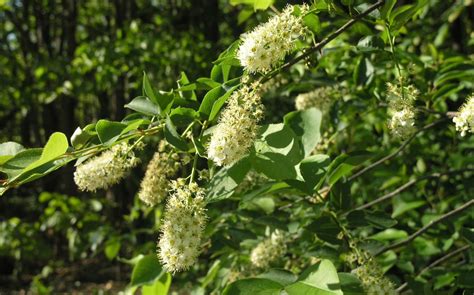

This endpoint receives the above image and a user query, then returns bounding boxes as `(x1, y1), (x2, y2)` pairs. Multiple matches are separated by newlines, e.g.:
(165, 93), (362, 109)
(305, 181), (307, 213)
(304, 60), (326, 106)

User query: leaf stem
(373, 199), (474, 257)
(260, 0), (384, 84)
(348, 118), (448, 181)
(396, 244), (471, 292)
(347, 168), (474, 213)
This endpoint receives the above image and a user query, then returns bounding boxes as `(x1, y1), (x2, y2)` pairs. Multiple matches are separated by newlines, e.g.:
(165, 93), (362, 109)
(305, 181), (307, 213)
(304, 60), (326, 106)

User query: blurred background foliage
(0, 0), (473, 293)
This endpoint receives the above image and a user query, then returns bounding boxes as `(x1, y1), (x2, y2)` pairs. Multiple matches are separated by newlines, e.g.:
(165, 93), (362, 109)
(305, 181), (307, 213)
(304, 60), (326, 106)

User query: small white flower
(250, 230), (287, 269)
(137, 141), (181, 206)
(74, 142), (139, 192)
(453, 94), (474, 136)
(208, 83), (264, 166)
(388, 108), (416, 139)
(352, 260), (397, 295)
(157, 180), (207, 273)
(295, 87), (337, 112)
(237, 5), (308, 73)
(386, 82), (418, 139)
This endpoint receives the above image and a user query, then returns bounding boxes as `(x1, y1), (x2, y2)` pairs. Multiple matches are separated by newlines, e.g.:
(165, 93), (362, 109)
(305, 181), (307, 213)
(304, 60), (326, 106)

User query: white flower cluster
(352, 260), (397, 295)
(237, 4), (308, 73)
(388, 108), (416, 139)
(158, 179), (207, 273)
(250, 230), (287, 269)
(453, 94), (474, 136)
(208, 83), (264, 166)
(74, 142), (140, 192)
(387, 82), (418, 139)
(138, 141), (182, 206)
(295, 87), (337, 113)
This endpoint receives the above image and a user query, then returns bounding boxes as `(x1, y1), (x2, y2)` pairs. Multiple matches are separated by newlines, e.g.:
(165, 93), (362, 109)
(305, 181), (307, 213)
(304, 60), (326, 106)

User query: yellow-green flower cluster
(352, 260), (397, 295)
(387, 82), (418, 139)
(250, 230), (287, 269)
(295, 87), (337, 113)
(453, 94), (474, 136)
(237, 4), (308, 74)
(74, 142), (140, 192)
(137, 141), (182, 206)
(208, 83), (264, 166)
(157, 179), (207, 273)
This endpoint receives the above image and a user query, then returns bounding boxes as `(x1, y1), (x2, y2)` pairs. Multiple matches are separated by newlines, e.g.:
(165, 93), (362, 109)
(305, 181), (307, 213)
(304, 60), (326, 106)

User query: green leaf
(392, 200), (426, 218)
(223, 278), (283, 295)
(252, 124), (303, 180)
(177, 72), (197, 101)
(0, 148), (43, 178)
(121, 119), (150, 134)
(327, 151), (372, 185)
(461, 227), (474, 244)
(357, 36), (384, 52)
(164, 116), (188, 151)
(353, 57), (374, 86)
(287, 154), (330, 194)
(284, 108), (322, 157)
(285, 259), (343, 295)
(143, 72), (158, 104)
(125, 96), (160, 116)
(70, 126), (96, 149)
(141, 273), (172, 295)
(380, 0), (397, 20)
(229, 0), (254, 6)
(196, 77), (221, 89)
(390, 0), (429, 31)
(130, 254), (164, 287)
(207, 157), (251, 202)
(253, 0), (274, 10)
(0, 142), (25, 165)
(338, 273), (364, 295)
(257, 269), (297, 286)
(23, 132), (69, 172)
(201, 260), (221, 289)
(209, 86), (238, 122)
(370, 229), (408, 241)
(105, 238), (121, 260)
(199, 85), (226, 118)
(303, 13), (321, 34)
(169, 107), (198, 126)
(347, 210), (397, 229)
(308, 215), (342, 245)
(96, 119), (127, 145)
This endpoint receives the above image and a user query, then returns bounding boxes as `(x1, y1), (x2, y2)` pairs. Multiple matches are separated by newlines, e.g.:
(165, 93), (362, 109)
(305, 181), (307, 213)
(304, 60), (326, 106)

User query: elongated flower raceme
(158, 179), (207, 273)
(453, 94), (474, 136)
(208, 82), (264, 166)
(74, 142), (140, 192)
(237, 4), (308, 74)
(295, 87), (337, 113)
(138, 141), (182, 206)
(386, 82), (418, 139)
(352, 260), (397, 295)
(250, 230), (287, 269)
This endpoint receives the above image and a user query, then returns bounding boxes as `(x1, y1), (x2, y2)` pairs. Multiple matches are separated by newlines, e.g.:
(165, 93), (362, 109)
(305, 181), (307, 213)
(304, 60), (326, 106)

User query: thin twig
(348, 118), (448, 181)
(396, 244), (471, 292)
(374, 199), (474, 257)
(261, 0), (384, 83)
(349, 168), (474, 213)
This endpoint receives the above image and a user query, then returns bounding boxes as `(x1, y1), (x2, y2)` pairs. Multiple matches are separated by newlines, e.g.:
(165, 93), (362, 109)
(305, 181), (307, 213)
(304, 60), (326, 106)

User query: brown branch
(396, 244), (470, 292)
(348, 118), (448, 181)
(374, 199), (474, 257)
(261, 0), (384, 83)
(349, 168), (474, 212)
